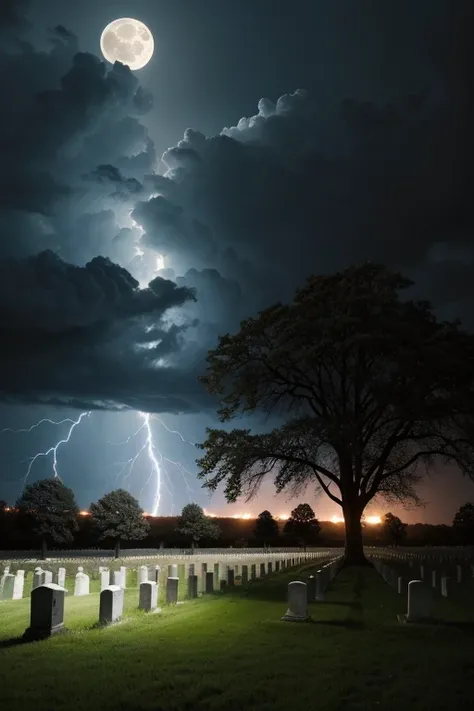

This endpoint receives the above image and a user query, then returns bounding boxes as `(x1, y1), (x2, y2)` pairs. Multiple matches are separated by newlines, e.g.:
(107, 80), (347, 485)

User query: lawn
(0, 564), (473, 711)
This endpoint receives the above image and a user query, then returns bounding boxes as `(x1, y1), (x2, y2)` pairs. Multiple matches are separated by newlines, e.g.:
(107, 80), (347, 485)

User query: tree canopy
(176, 503), (220, 545)
(16, 478), (79, 548)
(452, 502), (474, 545)
(254, 510), (279, 545)
(283, 503), (320, 546)
(90, 489), (150, 553)
(382, 512), (407, 546)
(197, 263), (474, 564)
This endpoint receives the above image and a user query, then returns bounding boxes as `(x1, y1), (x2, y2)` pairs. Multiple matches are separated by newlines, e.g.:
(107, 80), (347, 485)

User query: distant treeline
(0, 512), (464, 551)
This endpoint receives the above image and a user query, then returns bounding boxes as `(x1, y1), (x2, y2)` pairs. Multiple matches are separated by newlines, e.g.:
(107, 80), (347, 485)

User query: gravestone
(281, 581), (308, 622)
(397, 576), (407, 595)
(260, 563), (265, 577)
(456, 565), (463, 584)
(99, 585), (124, 625)
(315, 570), (325, 601)
(139, 581), (158, 611)
(74, 570), (90, 596)
(0, 565), (10, 594)
(275, 561), (280, 572)
(205, 571), (214, 593)
(169, 564), (178, 579)
(441, 576), (455, 598)
(57, 567), (66, 589)
(241, 565), (249, 585)
(431, 570), (437, 588)
(43, 570), (53, 585)
(0, 573), (15, 600)
(406, 580), (433, 622)
(268, 562), (273, 574)
(100, 569), (110, 592)
(24, 583), (66, 640)
(227, 567), (234, 586)
(166, 576), (179, 604)
(13, 570), (25, 600)
(188, 574), (198, 598)
(33, 568), (45, 589)
(120, 566), (127, 588)
(138, 566), (148, 585)
(307, 575), (316, 602)
(250, 564), (256, 580)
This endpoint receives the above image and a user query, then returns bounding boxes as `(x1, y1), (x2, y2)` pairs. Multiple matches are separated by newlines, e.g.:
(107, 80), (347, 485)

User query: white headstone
(441, 576), (454, 597)
(99, 569), (110, 591)
(0, 573), (15, 600)
(77, 566), (84, 573)
(43, 570), (53, 585)
(0, 565), (11, 593)
(57, 567), (66, 589)
(139, 581), (158, 611)
(138, 566), (148, 584)
(407, 580), (433, 622)
(24, 583), (67, 640)
(99, 585), (124, 625)
(33, 569), (45, 589)
(74, 571), (90, 596)
(169, 564), (178, 578)
(13, 570), (25, 600)
(166, 576), (179, 604)
(281, 581), (308, 622)
(113, 570), (122, 587)
(120, 566), (127, 588)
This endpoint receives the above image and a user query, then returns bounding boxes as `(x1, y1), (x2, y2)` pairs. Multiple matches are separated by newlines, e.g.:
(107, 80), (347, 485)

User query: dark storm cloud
(0, 0), (473, 417)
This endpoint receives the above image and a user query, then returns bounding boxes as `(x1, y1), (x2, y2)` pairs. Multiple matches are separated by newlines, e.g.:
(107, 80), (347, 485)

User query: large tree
(283, 503), (321, 547)
(254, 510), (279, 546)
(176, 503), (220, 546)
(90, 489), (150, 557)
(196, 264), (474, 565)
(16, 478), (79, 559)
(382, 512), (407, 546)
(452, 502), (474, 545)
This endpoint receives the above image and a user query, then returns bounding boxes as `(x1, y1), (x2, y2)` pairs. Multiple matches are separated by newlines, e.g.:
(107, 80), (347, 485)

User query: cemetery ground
(1, 564), (473, 711)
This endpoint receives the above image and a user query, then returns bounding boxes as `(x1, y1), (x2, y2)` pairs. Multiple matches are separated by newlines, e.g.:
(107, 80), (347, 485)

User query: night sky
(0, 0), (473, 523)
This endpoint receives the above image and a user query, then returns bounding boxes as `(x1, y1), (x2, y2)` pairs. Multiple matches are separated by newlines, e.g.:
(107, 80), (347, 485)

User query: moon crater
(100, 18), (154, 71)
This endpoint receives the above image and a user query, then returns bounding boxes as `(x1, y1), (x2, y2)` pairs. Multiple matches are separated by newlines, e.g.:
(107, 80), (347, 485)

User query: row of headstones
(371, 558), (459, 621)
(371, 556), (472, 598)
(1, 552), (323, 602)
(22, 554), (312, 639)
(281, 557), (343, 621)
(371, 548), (474, 571)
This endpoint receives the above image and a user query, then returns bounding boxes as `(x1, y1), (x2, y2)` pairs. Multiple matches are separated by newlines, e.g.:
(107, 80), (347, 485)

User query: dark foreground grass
(1, 565), (473, 711)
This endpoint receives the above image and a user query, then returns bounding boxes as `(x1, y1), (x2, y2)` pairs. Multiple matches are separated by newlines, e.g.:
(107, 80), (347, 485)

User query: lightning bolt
(4, 412), (91, 488)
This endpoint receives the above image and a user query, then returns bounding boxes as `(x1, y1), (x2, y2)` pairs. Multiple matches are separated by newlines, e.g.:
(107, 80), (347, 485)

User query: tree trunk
(342, 503), (369, 566)
(40, 538), (47, 561)
(115, 539), (121, 559)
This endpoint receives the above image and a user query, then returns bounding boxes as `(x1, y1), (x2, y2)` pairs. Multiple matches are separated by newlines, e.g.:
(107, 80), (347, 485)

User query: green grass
(1, 565), (473, 711)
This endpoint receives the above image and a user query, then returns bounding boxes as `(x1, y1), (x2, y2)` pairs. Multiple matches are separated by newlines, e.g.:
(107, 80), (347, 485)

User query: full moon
(100, 18), (154, 71)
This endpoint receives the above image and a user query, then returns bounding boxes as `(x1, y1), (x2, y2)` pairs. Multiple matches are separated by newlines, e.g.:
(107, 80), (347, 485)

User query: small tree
(452, 502), (474, 545)
(197, 264), (474, 565)
(254, 510), (279, 546)
(90, 489), (150, 557)
(16, 478), (79, 559)
(382, 512), (407, 546)
(283, 503), (320, 548)
(176, 503), (220, 547)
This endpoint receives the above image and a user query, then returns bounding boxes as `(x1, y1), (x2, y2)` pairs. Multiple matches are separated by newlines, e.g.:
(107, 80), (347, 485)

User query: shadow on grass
(0, 636), (29, 649)
(307, 618), (366, 629)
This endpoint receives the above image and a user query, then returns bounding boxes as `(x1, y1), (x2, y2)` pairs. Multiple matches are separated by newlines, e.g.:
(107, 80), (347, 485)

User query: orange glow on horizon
(331, 515), (345, 524)
(278, 513), (290, 521)
(79, 510), (90, 517)
(364, 515), (382, 525)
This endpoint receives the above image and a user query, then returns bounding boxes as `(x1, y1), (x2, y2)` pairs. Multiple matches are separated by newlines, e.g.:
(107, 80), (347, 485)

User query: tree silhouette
(382, 512), (407, 546)
(197, 264), (474, 565)
(283, 503), (320, 547)
(16, 478), (79, 559)
(176, 503), (220, 546)
(90, 489), (150, 557)
(254, 510), (279, 546)
(453, 502), (474, 545)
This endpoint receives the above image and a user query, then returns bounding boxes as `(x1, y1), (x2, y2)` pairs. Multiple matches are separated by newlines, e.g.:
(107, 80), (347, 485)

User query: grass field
(1, 564), (473, 711)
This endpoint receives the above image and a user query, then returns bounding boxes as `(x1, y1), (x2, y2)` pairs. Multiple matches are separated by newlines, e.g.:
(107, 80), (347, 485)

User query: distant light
(331, 515), (345, 524)
(143, 512), (150, 517)
(365, 515), (382, 525)
(278, 514), (290, 521)
(156, 254), (165, 271)
(79, 510), (90, 517)
(4, 506), (11, 512)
